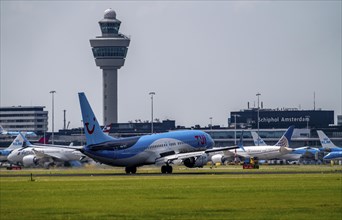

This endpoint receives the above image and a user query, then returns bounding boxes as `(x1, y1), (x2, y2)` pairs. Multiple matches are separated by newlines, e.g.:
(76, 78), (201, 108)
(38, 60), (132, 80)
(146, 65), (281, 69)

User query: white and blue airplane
(317, 130), (342, 152)
(210, 128), (294, 164)
(228, 126), (295, 160)
(251, 131), (320, 161)
(78, 92), (237, 174)
(7, 133), (86, 168)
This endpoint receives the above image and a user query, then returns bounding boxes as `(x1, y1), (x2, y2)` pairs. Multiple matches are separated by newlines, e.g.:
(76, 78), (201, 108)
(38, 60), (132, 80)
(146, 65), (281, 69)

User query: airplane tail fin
(238, 131), (245, 152)
(0, 125), (4, 133)
(7, 134), (25, 150)
(275, 126), (294, 148)
(78, 92), (115, 146)
(19, 132), (33, 148)
(251, 131), (267, 146)
(317, 130), (337, 149)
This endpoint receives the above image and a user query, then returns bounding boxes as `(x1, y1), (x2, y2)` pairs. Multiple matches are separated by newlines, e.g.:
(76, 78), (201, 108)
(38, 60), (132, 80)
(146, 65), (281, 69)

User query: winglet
(78, 92), (114, 146)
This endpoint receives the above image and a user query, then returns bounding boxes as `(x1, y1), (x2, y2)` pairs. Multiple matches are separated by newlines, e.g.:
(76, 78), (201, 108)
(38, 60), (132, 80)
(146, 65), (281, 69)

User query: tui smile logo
(85, 117), (96, 134)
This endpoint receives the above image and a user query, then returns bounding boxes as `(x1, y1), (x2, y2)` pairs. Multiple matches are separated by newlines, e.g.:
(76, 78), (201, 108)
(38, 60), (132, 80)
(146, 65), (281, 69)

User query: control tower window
(92, 47), (127, 58)
(100, 23), (120, 34)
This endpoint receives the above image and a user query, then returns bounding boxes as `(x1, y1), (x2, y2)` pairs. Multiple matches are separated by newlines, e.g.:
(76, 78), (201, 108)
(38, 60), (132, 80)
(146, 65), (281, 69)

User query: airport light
(49, 90), (56, 145)
(149, 92), (155, 134)
(256, 92), (261, 145)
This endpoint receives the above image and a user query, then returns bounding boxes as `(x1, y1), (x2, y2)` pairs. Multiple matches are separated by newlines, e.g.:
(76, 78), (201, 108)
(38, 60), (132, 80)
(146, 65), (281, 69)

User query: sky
(1, 1), (341, 131)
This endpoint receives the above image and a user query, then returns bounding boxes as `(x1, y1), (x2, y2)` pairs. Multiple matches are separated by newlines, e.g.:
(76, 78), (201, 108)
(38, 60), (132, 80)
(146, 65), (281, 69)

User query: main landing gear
(125, 166), (137, 174)
(161, 165), (173, 174)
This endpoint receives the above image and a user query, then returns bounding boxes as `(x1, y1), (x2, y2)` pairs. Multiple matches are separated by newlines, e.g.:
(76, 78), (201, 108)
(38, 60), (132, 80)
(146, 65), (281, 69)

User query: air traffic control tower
(90, 9), (130, 125)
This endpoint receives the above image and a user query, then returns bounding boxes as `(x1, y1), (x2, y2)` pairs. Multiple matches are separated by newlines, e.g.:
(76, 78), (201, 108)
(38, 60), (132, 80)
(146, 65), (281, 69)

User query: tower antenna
(314, 91), (316, 110)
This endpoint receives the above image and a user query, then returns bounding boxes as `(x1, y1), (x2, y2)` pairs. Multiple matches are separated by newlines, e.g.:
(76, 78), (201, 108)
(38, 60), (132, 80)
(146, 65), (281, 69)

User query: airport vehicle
(230, 126), (295, 160)
(323, 151), (342, 160)
(78, 92), (238, 174)
(7, 133), (85, 168)
(0, 125), (37, 137)
(317, 130), (342, 152)
(242, 157), (259, 169)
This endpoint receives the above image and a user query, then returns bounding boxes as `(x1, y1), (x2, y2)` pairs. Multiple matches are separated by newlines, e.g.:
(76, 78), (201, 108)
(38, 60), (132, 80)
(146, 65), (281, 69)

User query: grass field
(1, 166), (341, 220)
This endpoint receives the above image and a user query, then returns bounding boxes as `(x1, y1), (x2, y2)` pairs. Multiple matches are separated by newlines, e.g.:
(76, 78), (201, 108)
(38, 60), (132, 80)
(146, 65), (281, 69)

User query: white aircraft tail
(251, 132), (267, 146)
(7, 134), (25, 150)
(317, 130), (337, 149)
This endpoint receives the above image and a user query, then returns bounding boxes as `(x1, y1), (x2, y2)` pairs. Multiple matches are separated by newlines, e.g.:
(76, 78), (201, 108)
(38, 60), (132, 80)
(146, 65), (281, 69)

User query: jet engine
(183, 154), (208, 168)
(211, 154), (224, 164)
(22, 155), (39, 167)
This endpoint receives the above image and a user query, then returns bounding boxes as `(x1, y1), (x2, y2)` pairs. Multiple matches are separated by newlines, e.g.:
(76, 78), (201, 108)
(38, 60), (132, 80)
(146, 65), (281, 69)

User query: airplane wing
(155, 146), (239, 165)
(204, 146), (239, 153)
(32, 149), (68, 161)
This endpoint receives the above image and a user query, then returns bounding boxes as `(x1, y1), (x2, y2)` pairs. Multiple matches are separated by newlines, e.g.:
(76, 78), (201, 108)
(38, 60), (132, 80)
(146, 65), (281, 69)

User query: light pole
(149, 92), (155, 134)
(305, 116), (310, 138)
(232, 114), (240, 145)
(49, 90), (56, 145)
(209, 117), (213, 130)
(256, 92), (261, 145)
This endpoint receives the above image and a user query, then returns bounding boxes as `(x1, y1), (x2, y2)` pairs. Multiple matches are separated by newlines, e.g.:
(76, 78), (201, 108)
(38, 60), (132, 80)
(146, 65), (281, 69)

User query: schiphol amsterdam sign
(259, 116), (310, 124)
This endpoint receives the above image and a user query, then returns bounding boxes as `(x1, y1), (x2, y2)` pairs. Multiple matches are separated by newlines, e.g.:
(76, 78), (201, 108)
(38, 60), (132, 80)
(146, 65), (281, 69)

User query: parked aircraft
(0, 125), (37, 137)
(323, 151), (342, 160)
(78, 92), (237, 174)
(7, 133), (85, 168)
(0, 134), (52, 165)
(317, 130), (342, 152)
(251, 131), (320, 161)
(229, 126), (295, 160)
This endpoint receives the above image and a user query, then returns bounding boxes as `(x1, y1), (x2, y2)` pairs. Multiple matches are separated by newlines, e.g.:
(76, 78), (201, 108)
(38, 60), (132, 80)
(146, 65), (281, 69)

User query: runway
(1, 169), (341, 178)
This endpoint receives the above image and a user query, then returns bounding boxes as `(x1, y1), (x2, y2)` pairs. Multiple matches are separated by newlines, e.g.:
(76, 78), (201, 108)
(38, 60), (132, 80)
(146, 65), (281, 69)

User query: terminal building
(229, 108), (334, 129)
(0, 106), (48, 134)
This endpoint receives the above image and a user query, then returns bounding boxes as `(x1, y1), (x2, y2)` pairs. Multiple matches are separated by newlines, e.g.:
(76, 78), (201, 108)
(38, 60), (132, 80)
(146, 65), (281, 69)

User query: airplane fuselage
(82, 130), (214, 167)
(8, 147), (83, 165)
(229, 146), (288, 160)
